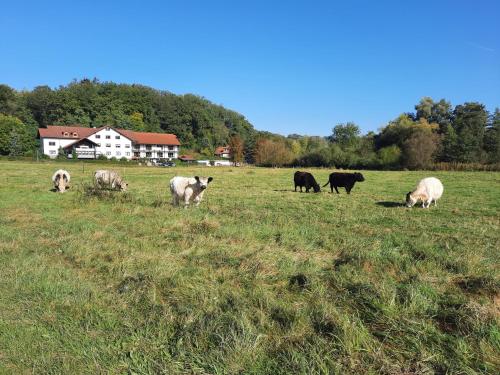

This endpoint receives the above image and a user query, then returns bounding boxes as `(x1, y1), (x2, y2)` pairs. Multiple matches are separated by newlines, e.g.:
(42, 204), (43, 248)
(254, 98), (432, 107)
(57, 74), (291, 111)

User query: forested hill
(0, 79), (257, 149)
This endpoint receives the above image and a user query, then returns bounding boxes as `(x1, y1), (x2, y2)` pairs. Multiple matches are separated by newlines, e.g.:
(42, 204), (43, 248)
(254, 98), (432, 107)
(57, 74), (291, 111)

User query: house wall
(132, 145), (179, 160)
(87, 128), (133, 159)
(42, 138), (78, 158)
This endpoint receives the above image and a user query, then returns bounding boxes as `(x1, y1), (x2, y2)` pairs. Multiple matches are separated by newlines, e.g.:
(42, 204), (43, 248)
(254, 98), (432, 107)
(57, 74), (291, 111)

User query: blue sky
(1, 0), (499, 135)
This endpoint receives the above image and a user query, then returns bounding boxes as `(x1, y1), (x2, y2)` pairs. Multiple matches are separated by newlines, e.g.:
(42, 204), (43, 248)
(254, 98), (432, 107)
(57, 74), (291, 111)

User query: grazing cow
(52, 169), (70, 193)
(94, 170), (128, 191)
(406, 177), (443, 208)
(170, 176), (213, 208)
(294, 171), (321, 193)
(323, 172), (365, 194)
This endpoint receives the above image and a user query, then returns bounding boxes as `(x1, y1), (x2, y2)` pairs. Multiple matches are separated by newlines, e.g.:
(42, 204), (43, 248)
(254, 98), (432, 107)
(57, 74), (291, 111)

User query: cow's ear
(63, 175), (68, 182)
(55, 175), (60, 183)
(194, 176), (200, 182)
(208, 177), (213, 183)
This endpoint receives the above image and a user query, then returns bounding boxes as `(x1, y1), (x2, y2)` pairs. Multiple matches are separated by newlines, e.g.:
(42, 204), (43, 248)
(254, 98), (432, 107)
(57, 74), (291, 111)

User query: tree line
(253, 98), (499, 169)
(0, 79), (498, 169)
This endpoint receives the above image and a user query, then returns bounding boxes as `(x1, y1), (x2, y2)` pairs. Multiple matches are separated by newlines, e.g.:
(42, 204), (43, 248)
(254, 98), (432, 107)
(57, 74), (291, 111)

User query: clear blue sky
(1, 0), (499, 135)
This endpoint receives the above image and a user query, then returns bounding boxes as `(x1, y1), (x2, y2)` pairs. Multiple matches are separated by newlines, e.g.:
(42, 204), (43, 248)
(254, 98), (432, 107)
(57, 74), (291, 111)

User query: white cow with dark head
(170, 176), (213, 208)
(52, 169), (71, 193)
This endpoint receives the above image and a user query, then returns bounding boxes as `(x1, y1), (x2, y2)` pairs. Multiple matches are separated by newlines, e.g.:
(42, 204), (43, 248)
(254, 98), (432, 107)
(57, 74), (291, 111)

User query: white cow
(406, 177), (443, 208)
(170, 176), (213, 208)
(94, 170), (128, 191)
(52, 169), (70, 193)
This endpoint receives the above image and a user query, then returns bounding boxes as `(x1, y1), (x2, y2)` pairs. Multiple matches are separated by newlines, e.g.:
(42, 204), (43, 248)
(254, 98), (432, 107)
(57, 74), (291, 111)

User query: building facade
(38, 125), (180, 161)
(214, 146), (231, 159)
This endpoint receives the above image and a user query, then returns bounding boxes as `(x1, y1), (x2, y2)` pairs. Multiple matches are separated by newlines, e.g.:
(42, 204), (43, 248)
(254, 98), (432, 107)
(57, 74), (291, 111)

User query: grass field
(0, 161), (499, 374)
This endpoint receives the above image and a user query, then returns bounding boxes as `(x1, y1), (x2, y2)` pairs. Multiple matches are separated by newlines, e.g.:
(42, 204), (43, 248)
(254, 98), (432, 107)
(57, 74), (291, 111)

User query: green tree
(329, 122), (360, 148)
(378, 145), (401, 167)
(129, 112), (146, 131)
(484, 108), (500, 163)
(0, 114), (35, 156)
(452, 103), (488, 163)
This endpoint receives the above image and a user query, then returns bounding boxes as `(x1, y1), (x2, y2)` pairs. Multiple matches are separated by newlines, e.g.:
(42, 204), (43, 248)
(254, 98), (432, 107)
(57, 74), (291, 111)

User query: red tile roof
(115, 129), (180, 145)
(39, 125), (180, 146)
(215, 146), (230, 155)
(179, 155), (196, 161)
(38, 125), (101, 139)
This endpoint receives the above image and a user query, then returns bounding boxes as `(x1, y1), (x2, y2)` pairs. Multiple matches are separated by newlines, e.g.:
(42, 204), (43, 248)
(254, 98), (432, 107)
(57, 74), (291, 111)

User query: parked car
(158, 161), (176, 167)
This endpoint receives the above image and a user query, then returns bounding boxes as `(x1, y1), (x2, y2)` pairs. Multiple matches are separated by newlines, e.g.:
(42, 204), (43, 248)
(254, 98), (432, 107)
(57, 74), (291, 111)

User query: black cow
(323, 172), (364, 194)
(294, 171), (321, 193)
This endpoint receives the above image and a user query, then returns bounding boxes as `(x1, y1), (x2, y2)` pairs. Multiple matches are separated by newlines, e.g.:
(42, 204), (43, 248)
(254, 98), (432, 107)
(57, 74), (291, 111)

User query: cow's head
(405, 191), (417, 207)
(195, 176), (213, 190)
(312, 182), (321, 193)
(119, 181), (128, 192)
(355, 173), (365, 182)
(56, 173), (68, 193)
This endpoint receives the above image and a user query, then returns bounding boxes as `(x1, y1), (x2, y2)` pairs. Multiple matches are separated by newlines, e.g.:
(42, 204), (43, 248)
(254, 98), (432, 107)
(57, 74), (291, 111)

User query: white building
(38, 125), (180, 161)
(214, 146), (231, 159)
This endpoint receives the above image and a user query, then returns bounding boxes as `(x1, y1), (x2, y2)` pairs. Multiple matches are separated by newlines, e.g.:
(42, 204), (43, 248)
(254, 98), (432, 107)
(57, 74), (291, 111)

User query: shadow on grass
(376, 201), (404, 208)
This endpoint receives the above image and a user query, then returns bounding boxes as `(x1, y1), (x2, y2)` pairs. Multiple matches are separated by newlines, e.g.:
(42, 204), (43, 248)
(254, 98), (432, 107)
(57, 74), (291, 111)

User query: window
(125, 144), (130, 148)
(49, 141), (56, 146)
(157, 144), (162, 148)
(49, 150), (56, 155)
(106, 151), (111, 156)
(168, 152), (174, 158)
(126, 152), (131, 156)
(95, 135), (101, 139)
(116, 151), (121, 156)
(63, 132), (69, 137)
(116, 144), (120, 148)
(146, 145), (152, 150)
(106, 127), (110, 131)
(72, 132), (78, 137)
(146, 152), (152, 157)
(169, 146), (174, 150)
(106, 143), (111, 147)
(115, 135), (120, 139)
(96, 143), (101, 147)
(105, 135), (111, 139)
(158, 152), (163, 157)
(134, 152), (140, 157)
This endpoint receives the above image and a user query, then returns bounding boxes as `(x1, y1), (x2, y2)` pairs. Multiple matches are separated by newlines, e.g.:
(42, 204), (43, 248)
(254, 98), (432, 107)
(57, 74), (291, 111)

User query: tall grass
(0, 161), (498, 374)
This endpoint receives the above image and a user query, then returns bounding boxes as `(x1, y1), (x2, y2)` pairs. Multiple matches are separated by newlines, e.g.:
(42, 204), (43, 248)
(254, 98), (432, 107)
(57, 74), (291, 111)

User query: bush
(377, 145), (401, 168)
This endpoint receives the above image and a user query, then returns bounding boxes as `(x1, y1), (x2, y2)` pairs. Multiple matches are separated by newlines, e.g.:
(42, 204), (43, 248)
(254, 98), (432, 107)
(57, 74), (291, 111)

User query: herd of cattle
(51, 168), (444, 209)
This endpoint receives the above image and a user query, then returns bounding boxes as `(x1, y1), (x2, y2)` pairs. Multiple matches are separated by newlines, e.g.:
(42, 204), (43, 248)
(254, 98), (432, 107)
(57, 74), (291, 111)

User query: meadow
(0, 161), (498, 374)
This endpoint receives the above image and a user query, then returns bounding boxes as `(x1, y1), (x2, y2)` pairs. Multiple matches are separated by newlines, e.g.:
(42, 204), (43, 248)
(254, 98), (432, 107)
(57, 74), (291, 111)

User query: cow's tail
(322, 180), (330, 187)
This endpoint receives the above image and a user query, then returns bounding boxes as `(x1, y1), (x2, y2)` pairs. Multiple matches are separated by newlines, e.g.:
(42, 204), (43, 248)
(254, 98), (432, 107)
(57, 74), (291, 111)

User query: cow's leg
(184, 189), (193, 209)
(194, 191), (205, 207)
(294, 184), (297, 192)
(300, 186), (303, 192)
(330, 183), (333, 193)
(346, 183), (353, 194)
(172, 194), (179, 206)
(334, 186), (340, 194)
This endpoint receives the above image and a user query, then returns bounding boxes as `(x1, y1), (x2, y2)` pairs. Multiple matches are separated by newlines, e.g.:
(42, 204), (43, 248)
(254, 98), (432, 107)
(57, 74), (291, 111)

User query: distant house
(214, 146), (231, 159)
(178, 155), (196, 163)
(38, 125), (180, 161)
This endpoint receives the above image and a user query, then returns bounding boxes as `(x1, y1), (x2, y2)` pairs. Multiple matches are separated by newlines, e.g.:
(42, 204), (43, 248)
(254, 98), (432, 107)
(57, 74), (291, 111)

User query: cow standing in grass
(294, 171), (321, 193)
(170, 176), (213, 208)
(52, 169), (70, 193)
(323, 172), (365, 194)
(94, 170), (128, 191)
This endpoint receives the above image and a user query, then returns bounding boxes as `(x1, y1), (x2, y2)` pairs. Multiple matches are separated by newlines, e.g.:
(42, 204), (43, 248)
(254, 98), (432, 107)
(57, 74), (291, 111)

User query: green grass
(0, 161), (499, 374)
